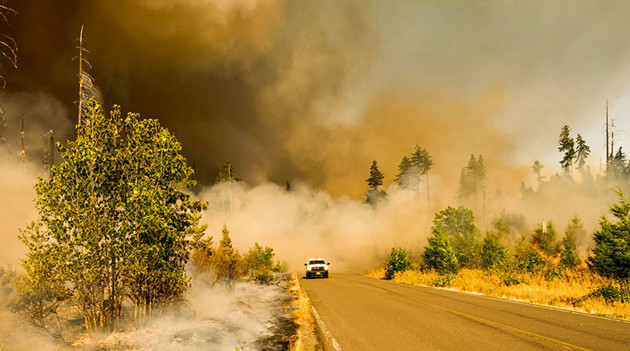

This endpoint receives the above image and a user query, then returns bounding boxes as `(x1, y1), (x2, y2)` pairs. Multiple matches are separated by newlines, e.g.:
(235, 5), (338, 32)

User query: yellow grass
(367, 267), (630, 320)
(287, 273), (318, 351)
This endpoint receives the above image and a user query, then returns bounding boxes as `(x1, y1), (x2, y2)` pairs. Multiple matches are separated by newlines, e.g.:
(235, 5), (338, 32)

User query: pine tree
(532, 221), (560, 256)
(588, 191), (630, 281)
(423, 228), (459, 275)
(213, 225), (241, 281)
(558, 125), (575, 178)
(457, 154), (486, 202)
(215, 159), (242, 212)
(394, 156), (412, 188)
(575, 134), (590, 171)
(532, 160), (544, 184)
(365, 160), (386, 206)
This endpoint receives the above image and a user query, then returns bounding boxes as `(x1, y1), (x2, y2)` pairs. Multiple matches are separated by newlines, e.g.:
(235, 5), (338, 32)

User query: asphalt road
(299, 274), (630, 351)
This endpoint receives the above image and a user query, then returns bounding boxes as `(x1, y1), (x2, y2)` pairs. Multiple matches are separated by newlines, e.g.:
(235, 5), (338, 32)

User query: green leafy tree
(588, 191), (630, 282)
(384, 247), (411, 280)
(365, 160), (386, 206)
(481, 221), (510, 271)
(244, 243), (276, 284)
(532, 221), (560, 256)
(558, 125), (575, 178)
(17, 99), (206, 331)
(433, 206), (482, 268)
(423, 228), (459, 275)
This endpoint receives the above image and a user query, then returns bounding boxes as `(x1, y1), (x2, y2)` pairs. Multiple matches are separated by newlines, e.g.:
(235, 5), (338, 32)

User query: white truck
(304, 258), (330, 278)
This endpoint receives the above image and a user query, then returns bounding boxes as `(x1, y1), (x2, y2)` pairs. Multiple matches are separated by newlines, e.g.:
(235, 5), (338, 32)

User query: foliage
(514, 247), (546, 274)
(588, 191), (630, 282)
(481, 230), (510, 271)
(244, 243), (276, 284)
(423, 228), (459, 275)
(558, 125), (575, 177)
(215, 159), (242, 183)
(457, 154), (486, 201)
(16, 99), (207, 331)
(433, 206), (482, 268)
(589, 284), (630, 303)
(395, 146), (433, 194)
(365, 160), (386, 206)
(532, 220), (560, 256)
(531, 160), (544, 184)
(212, 225), (242, 282)
(575, 134), (590, 171)
(561, 215), (582, 269)
(384, 247), (411, 280)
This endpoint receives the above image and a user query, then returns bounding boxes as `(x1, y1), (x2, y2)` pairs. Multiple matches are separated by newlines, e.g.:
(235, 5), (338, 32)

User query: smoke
(71, 281), (292, 351)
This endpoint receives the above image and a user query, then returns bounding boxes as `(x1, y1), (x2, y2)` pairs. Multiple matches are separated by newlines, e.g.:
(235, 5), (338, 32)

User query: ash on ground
(71, 278), (298, 351)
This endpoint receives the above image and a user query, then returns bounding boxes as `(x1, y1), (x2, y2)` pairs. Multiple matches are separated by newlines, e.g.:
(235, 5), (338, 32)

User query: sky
(3, 0), (630, 198)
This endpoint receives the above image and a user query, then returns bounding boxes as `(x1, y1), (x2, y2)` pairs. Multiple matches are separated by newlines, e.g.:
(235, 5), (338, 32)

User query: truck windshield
(309, 260), (326, 265)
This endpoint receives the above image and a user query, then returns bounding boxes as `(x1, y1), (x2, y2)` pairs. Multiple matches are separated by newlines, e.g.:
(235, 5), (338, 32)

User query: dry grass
(367, 267), (630, 320)
(287, 273), (320, 351)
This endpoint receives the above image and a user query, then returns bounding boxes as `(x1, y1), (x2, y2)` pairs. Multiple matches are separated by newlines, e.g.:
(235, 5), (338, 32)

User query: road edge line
(297, 278), (342, 351)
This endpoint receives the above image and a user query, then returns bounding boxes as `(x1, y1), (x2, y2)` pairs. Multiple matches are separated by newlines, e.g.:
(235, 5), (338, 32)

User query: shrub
(423, 229), (459, 275)
(385, 247), (411, 280)
(244, 243), (277, 284)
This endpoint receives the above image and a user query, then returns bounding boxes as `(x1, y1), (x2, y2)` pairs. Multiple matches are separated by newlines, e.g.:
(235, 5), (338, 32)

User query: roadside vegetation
(371, 194), (630, 320)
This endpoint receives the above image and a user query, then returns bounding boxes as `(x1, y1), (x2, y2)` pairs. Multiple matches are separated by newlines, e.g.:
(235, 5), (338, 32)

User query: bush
(481, 232), (510, 271)
(423, 229), (459, 275)
(431, 274), (455, 287)
(589, 284), (630, 303)
(385, 247), (411, 280)
(244, 243), (277, 284)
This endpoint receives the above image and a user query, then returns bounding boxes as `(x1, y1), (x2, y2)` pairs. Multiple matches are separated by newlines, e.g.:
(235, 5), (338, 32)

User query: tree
(394, 156), (412, 189)
(215, 159), (242, 212)
(558, 125), (575, 178)
(384, 247), (411, 280)
(365, 160), (386, 206)
(481, 221), (510, 271)
(532, 221), (560, 256)
(423, 228), (459, 275)
(215, 159), (242, 183)
(212, 225), (241, 282)
(609, 147), (628, 181)
(433, 206), (482, 268)
(457, 154), (486, 202)
(244, 243), (276, 284)
(532, 160), (544, 184)
(588, 191), (630, 282)
(17, 99), (206, 331)
(395, 146), (433, 201)
(575, 134), (590, 171)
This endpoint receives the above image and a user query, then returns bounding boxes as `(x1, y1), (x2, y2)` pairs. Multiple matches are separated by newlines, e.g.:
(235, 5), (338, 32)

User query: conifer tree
(532, 221), (560, 256)
(575, 134), (590, 171)
(588, 191), (630, 282)
(558, 125), (575, 178)
(532, 160), (544, 184)
(365, 160), (386, 206)
(433, 206), (481, 268)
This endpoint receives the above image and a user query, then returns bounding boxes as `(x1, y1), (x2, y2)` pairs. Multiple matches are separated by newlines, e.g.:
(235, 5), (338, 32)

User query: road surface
(300, 274), (630, 351)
